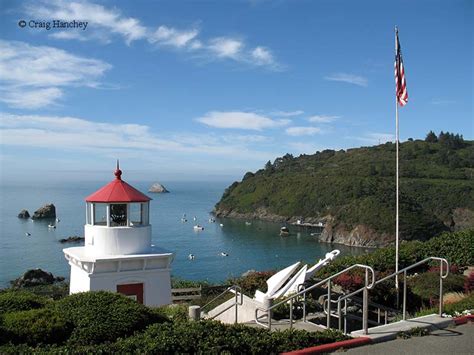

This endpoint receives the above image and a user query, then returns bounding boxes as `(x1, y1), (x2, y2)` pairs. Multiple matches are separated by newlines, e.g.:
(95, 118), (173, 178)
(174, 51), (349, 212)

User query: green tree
(425, 131), (438, 143)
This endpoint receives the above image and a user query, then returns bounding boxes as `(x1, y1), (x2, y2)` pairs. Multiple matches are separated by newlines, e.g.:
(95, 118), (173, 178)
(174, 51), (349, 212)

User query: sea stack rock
(18, 209), (30, 219)
(32, 204), (56, 220)
(149, 182), (169, 193)
(11, 268), (64, 288)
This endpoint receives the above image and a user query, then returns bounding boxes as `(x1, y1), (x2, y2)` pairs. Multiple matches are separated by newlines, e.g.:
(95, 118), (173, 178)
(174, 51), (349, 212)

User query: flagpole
(395, 26), (400, 291)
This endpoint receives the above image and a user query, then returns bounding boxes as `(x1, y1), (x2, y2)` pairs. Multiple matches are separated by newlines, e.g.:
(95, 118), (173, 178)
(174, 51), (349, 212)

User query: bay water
(0, 180), (368, 288)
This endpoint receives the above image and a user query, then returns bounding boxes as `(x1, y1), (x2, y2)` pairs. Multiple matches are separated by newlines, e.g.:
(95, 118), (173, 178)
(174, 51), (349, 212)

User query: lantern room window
(93, 203), (107, 226)
(130, 203), (149, 226)
(110, 204), (127, 227)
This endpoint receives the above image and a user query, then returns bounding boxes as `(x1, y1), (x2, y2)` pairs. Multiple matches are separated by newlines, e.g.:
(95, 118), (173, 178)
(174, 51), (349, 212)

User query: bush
(423, 230), (474, 266)
(228, 270), (276, 295)
(409, 272), (466, 304)
(416, 293), (474, 316)
(464, 272), (474, 293)
(444, 293), (474, 314)
(0, 290), (49, 316)
(113, 320), (348, 354)
(153, 304), (189, 323)
(2, 308), (73, 345)
(52, 291), (167, 345)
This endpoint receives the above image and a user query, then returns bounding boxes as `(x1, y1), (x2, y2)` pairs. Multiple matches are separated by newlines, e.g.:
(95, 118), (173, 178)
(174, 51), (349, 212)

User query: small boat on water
(280, 226), (290, 237)
(48, 224), (56, 229)
(188, 254), (195, 260)
(245, 221), (252, 226)
(193, 225), (204, 231)
(209, 217), (215, 223)
(220, 252), (229, 257)
(219, 223), (224, 227)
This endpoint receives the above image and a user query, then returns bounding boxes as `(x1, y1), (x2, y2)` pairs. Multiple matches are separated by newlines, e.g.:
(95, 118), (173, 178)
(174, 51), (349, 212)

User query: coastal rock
(59, 235), (85, 243)
(214, 207), (394, 248)
(11, 268), (64, 288)
(32, 204), (56, 220)
(319, 219), (394, 248)
(18, 209), (30, 219)
(149, 182), (169, 193)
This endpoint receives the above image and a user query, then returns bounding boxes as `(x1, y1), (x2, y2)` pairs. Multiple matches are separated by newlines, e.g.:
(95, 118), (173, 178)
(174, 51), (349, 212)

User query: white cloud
(307, 115), (339, 123)
(1, 88), (63, 109)
(196, 111), (290, 130)
(271, 110), (304, 117)
(208, 37), (244, 59)
(148, 26), (199, 48)
(25, 1), (281, 69)
(0, 40), (111, 109)
(325, 73), (368, 87)
(251, 46), (275, 66)
(49, 31), (87, 41)
(285, 126), (321, 136)
(26, 0), (147, 44)
(0, 113), (277, 161)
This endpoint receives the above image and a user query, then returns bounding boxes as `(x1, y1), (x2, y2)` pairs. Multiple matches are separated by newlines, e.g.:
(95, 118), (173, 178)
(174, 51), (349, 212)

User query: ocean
(0, 179), (368, 288)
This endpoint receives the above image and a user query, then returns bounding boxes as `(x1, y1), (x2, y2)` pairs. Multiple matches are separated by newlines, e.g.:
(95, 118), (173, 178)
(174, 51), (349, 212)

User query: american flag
(395, 29), (408, 106)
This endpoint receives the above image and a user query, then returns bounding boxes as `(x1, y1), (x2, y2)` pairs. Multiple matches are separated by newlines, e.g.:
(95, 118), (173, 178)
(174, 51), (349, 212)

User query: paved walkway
(337, 323), (473, 354)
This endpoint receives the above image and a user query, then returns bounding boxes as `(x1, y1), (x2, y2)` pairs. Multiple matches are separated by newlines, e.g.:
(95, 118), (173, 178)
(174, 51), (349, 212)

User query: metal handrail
(334, 257), (449, 333)
(323, 293), (396, 331)
(255, 264), (375, 333)
(202, 285), (243, 324)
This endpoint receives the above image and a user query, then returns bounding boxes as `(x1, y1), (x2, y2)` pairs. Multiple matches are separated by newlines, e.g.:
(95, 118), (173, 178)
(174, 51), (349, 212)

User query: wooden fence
(171, 287), (202, 302)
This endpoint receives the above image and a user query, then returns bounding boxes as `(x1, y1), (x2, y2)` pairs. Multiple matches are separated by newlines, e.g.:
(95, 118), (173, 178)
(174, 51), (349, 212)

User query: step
(350, 314), (454, 343)
(244, 319), (326, 332)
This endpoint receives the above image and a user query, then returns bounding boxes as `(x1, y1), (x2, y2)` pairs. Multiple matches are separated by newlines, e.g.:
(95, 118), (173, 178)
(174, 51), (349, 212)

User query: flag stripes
(395, 29), (408, 106)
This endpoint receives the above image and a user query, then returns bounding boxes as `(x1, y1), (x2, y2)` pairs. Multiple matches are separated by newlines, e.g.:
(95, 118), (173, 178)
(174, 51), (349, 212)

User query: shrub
(153, 304), (188, 323)
(409, 272), (466, 304)
(113, 320), (348, 354)
(416, 293), (474, 316)
(2, 308), (73, 345)
(52, 291), (167, 345)
(423, 230), (474, 266)
(444, 293), (474, 314)
(228, 270), (276, 295)
(334, 273), (364, 293)
(0, 290), (49, 316)
(464, 272), (474, 294)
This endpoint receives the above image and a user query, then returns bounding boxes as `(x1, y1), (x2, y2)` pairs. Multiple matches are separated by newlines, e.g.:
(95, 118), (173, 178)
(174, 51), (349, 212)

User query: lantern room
(82, 163), (153, 256)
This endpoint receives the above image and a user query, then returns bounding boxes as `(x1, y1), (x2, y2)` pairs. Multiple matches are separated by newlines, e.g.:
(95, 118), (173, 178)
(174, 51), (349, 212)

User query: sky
(0, 0), (472, 183)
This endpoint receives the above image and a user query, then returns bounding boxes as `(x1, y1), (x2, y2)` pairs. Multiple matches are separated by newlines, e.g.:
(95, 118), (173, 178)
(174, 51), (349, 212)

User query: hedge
(113, 320), (349, 354)
(1, 308), (72, 345)
(52, 291), (167, 345)
(0, 290), (49, 316)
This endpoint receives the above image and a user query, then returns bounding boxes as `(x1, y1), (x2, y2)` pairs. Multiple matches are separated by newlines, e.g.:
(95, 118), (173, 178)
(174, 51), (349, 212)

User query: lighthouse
(63, 163), (174, 306)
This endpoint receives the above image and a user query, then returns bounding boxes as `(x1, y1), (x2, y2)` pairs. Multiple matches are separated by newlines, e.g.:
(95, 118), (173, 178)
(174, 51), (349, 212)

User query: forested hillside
(214, 132), (474, 246)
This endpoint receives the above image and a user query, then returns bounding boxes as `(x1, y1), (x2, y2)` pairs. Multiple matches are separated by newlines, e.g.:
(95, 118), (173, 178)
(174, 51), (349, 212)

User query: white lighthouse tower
(63, 162), (174, 306)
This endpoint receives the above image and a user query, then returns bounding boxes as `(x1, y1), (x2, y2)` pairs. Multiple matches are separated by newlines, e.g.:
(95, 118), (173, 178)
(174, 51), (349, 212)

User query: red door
(117, 283), (144, 304)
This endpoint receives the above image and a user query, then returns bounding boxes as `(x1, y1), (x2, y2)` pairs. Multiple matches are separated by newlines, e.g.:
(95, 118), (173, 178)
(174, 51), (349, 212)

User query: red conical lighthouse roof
(85, 162), (151, 203)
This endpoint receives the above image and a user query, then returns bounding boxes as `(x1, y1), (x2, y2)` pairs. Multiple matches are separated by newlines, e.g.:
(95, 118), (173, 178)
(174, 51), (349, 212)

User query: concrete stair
(350, 314), (454, 343)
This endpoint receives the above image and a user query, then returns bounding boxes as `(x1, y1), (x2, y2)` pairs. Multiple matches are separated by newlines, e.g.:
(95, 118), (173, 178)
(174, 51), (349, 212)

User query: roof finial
(114, 159), (122, 180)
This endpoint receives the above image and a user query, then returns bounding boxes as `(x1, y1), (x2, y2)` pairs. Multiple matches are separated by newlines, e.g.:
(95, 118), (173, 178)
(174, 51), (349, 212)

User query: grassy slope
(215, 139), (474, 241)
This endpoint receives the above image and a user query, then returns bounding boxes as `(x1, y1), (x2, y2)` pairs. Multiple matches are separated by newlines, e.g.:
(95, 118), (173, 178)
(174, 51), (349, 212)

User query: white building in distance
(63, 163), (174, 306)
